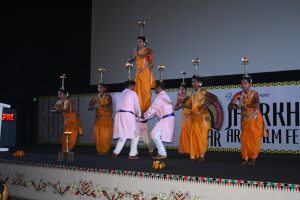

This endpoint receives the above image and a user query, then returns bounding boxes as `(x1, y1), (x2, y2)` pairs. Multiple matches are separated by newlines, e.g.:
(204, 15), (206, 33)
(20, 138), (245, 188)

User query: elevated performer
(128, 20), (156, 155)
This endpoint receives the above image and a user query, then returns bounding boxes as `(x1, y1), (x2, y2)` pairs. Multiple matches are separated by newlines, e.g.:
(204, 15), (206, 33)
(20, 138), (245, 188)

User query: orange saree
(93, 94), (113, 154)
(231, 90), (266, 159)
(176, 96), (191, 154)
(187, 88), (211, 160)
(60, 99), (83, 151)
(135, 47), (156, 112)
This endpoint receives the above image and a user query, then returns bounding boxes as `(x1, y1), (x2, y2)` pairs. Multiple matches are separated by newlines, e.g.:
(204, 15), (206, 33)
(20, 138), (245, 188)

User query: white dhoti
(151, 128), (167, 156)
(113, 135), (140, 156)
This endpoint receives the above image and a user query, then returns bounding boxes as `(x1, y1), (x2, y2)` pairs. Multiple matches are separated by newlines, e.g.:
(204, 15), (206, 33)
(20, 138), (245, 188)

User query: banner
(208, 83), (300, 153)
(38, 81), (300, 153)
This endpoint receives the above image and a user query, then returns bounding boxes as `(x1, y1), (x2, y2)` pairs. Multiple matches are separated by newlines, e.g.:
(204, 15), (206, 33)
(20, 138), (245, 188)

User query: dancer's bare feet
(198, 157), (205, 162)
(248, 158), (256, 165)
(241, 159), (248, 165)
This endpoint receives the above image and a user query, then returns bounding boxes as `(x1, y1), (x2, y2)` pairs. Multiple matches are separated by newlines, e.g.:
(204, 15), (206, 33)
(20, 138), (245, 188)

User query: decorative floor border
(0, 159), (299, 193)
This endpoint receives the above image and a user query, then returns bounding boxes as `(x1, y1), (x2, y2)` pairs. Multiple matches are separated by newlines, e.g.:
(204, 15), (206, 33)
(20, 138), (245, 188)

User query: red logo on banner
(2, 114), (14, 121)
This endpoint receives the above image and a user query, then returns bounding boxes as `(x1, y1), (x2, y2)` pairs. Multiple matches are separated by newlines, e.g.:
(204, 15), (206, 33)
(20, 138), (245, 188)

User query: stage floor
(0, 145), (299, 184)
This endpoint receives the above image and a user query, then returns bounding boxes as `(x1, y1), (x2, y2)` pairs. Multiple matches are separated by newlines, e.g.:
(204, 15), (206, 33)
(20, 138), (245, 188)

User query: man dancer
(143, 81), (175, 159)
(112, 81), (141, 159)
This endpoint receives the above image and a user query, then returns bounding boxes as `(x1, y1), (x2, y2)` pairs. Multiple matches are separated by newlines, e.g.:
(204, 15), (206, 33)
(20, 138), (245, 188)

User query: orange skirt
(135, 68), (155, 112)
(178, 117), (191, 154)
(94, 115), (113, 154)
(241, 111), (264, 159)
(189, 114), (211, 159)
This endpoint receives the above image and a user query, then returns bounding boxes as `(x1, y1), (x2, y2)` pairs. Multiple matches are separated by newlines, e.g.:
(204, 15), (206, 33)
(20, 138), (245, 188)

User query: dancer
(112, 81), (141, 159)
(143, 81), (175, 159)
(228, 76), (268, 165)
(133, 35), (156, 113)
(88, 83), (113, 155)
(175, 84), (191, 155)
(127, 22), (156, 156)
(186, 76), (212, 161)
(52, 88), (83, 151)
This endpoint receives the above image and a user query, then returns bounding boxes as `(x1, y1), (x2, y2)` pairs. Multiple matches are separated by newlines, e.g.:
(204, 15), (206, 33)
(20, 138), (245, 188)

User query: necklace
(242, 90), (249, 100)
(193, 88), (200, 96)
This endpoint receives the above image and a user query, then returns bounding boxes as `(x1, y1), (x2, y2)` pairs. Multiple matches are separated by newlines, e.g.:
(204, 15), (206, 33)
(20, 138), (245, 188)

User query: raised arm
(228, 92), (240, 110)
(52, 100), (63, 112)
(174, 94), (182, 111)
(181, 96), (192, 109)
(175, 95), (190, 110)
(88, 96), (98, 109)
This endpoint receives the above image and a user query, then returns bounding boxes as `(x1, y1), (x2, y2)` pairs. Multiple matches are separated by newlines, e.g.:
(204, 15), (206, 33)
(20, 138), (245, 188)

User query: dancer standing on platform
(127, 21), (156, 155)
(112, 81), (141, 159)
(186, 75), (212, 161)
(228, 58), (268, 165)
(133, 35), (156, 112)
(88, 83), (113, 155)
(143, 81), (175, 160)
(51, 74), (83, 151)
(175, 83), (191, 155)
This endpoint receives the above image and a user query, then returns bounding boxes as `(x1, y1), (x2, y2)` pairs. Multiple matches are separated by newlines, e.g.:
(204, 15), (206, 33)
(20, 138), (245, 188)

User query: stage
(0, 145), (299, 199)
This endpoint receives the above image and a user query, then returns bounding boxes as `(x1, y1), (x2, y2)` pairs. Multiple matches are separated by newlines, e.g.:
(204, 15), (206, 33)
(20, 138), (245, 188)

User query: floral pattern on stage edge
(0, 159), (299, 199)
(0, 172), (202, 199)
